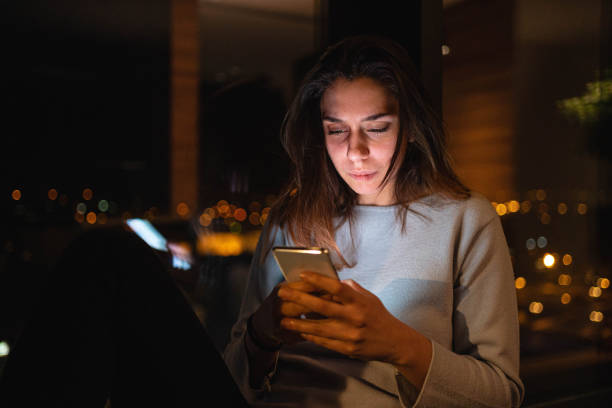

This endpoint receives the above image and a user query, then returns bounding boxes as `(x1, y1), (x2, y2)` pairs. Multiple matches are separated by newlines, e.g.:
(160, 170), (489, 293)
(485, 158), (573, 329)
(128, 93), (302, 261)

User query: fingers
(282, 280), (318, 293)
(281, 317), (362, 344)
(279, 300), (311, 317)
(278, 286), (346, 319)
(299, 334), (362, 358)
(298, 272), (356, 303)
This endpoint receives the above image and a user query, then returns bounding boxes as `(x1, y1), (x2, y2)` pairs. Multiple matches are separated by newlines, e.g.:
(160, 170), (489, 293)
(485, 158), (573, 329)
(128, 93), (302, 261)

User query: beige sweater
(224, 192), (524, 407)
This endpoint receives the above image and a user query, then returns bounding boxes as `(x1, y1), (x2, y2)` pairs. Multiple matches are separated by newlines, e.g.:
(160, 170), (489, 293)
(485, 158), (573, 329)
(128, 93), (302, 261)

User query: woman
(224, 35), (524, 407)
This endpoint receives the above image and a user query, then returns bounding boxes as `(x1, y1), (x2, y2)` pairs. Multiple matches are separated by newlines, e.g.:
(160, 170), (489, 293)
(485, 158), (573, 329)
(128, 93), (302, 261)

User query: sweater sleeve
(222, 221), (285, 402)
(402, 211), (525, 407)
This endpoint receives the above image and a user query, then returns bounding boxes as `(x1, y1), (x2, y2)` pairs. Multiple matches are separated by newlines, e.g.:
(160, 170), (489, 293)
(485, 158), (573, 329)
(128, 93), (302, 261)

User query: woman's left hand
(276, 271), (430, 373)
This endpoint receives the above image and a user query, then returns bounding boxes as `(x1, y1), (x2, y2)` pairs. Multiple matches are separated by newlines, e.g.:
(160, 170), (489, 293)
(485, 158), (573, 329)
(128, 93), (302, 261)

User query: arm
(412, 215), (524, 407)
(223, 223), (317, 400)
(277, 213), (524, 407)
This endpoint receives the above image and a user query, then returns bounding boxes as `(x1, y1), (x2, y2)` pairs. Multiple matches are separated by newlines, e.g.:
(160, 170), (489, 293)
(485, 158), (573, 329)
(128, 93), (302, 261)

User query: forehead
(320, 77), (397, 118)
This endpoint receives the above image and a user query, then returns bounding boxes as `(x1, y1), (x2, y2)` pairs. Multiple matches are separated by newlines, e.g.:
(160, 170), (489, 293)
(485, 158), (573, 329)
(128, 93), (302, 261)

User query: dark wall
(1, 0), (171, 216)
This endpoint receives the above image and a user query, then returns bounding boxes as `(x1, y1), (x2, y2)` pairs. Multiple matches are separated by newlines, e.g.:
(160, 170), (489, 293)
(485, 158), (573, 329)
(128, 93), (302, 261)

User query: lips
(348, 170), (377, 181)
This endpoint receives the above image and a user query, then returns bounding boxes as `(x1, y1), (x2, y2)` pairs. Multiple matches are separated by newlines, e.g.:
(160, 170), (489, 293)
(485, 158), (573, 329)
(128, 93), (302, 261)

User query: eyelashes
(327, 126), (389, 135)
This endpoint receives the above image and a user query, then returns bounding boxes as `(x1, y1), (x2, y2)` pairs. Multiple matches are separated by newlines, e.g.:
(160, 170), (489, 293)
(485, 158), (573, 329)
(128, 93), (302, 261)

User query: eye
(366, 126), (389, 133)
(327, 128), (348, 135)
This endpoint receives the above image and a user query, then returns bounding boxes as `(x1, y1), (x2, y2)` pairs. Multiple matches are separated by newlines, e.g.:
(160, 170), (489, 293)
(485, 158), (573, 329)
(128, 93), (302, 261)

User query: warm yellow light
(515, 277), (527, 289)
(577, 203), (588, 215)
(48, 188), (58, 201)
(562, 254), (573, 266)
(197, 231), (261, 256)
(589, 311), (604, 323)
(557, 203), (567, 215)
(197, 232), (243, 256)
(205, 207), (217, 218)
(507, 200), (520, 213)
(11, 189), (21, 201)
(441, 44), (450, 55)
(82, 188), (93, 201)
(561, 293), (572, 304)
(589, 286), (602, 298)
(529, 302), (544, 314)
(543, 253), (556, 268)
(558, 273), (572, 286)
(535, 189), (546, 201)
(496, 203), (507, 216)
(177, 202), (190, 217)
(491, 201), (498, 209)
(597, 278), (610, 289)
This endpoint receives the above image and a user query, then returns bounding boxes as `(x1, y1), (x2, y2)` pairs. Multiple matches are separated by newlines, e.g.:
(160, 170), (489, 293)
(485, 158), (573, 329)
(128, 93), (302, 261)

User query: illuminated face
(321, 77), (400, 206)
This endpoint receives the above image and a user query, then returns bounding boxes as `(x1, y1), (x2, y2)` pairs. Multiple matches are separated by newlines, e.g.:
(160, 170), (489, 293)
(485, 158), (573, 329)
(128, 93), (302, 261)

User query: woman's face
(321, 77), (400, 206)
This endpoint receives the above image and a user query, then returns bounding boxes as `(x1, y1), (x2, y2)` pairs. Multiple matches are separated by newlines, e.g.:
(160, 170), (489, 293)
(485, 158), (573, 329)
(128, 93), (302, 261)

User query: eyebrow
(322, 113), (393, 122)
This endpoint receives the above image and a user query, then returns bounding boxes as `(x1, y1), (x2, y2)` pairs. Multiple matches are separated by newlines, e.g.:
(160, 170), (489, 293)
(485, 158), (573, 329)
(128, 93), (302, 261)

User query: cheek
(325, 141), (344, 166)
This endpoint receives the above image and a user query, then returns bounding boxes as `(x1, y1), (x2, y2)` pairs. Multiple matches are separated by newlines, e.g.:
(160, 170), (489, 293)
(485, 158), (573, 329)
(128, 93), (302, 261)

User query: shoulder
(411, 191), (498, 230)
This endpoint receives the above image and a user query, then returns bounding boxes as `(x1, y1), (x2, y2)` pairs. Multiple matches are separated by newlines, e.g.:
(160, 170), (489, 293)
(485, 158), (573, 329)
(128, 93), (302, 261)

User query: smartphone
(125, 218), (192, 271)
(272, 246), (338, 283)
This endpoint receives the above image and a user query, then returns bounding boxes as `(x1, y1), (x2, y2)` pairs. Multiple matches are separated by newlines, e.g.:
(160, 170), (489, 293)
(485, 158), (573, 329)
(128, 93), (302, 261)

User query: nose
(346, 130), (369, 162)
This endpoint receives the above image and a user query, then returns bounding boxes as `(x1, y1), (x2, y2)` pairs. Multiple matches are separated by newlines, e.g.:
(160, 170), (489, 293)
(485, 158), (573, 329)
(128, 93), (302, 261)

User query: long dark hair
(264, 35), (469, 267)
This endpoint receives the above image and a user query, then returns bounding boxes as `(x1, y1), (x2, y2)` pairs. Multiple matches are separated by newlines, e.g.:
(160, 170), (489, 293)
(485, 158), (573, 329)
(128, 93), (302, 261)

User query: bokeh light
(200, 213), (213, 227)
(11, 189), (21, 201)
(562, 254), (573, 266)
(507, 200), (520, 213)
(557, 203), (567, 215)
(543, 253), (555, 268)
(529, 302), (544, 314)
(76, 203), (87, 215)
(589, 286), (602, 298)
(520, 201), (532, 213)
(177, 202), (190, 217)
(86, 212), (97, 224)
(515, 277), (526, 289)
(48, 188), (58, 201)
(558, 274), (572, 286)
(98, 200), (109, 212)
(561, 293), (572, 304)
(537, 236), (548, 248)
(82, 188), (93, 201)
(234, 208), (247, 222)
(496, 203), (507, 216)
(589, 311), (604, 323)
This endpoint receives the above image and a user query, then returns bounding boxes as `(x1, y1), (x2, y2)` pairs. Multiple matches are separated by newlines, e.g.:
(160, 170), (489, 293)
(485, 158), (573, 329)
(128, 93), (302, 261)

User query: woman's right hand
(250, 280), (319, 349)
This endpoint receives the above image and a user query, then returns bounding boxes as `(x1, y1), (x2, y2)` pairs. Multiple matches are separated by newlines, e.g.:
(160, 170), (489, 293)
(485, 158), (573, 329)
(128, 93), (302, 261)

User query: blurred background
(1, 0), (611, 405)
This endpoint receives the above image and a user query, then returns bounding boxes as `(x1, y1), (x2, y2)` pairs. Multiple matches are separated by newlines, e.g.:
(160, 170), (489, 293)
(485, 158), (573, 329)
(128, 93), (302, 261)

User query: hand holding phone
(272, 247), (338, 283)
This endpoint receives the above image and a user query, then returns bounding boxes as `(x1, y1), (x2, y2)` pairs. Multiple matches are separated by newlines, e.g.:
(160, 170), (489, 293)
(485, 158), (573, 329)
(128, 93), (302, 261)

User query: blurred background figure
(1, 0), (611, 406)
